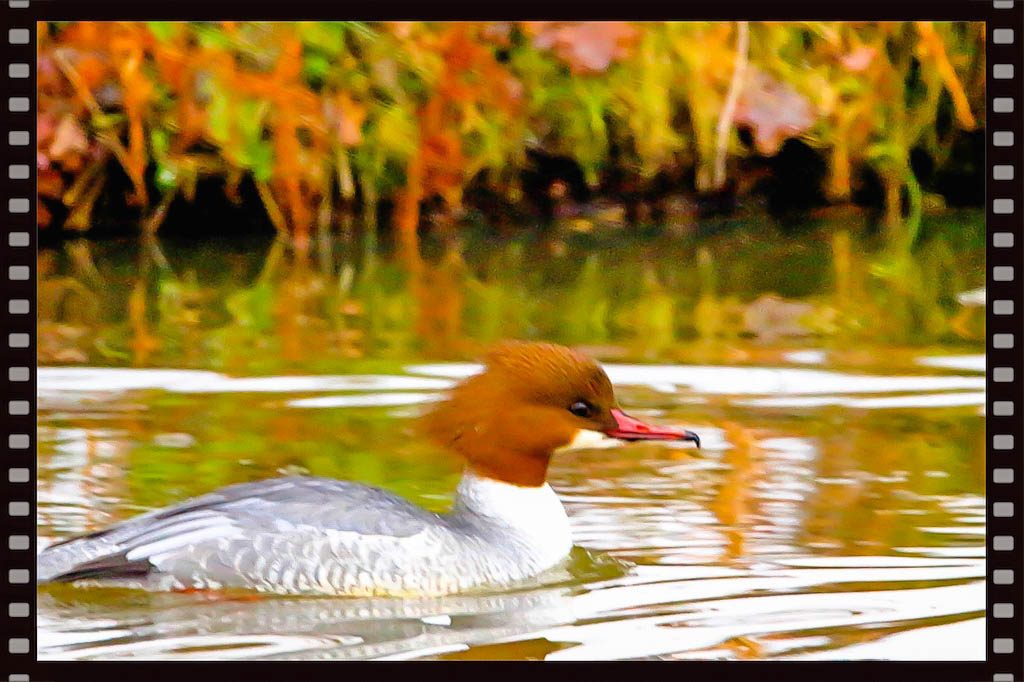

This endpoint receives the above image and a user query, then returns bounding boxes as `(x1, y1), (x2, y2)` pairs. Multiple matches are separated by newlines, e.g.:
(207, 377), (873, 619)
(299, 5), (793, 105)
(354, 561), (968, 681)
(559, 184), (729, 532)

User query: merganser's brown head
(421, 341), (700, 487)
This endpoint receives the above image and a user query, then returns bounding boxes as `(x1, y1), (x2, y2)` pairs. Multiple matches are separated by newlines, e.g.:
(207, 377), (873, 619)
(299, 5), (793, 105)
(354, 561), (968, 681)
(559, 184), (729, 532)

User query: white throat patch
(455, 472), (573, 570)
(554, 428), (624, 454)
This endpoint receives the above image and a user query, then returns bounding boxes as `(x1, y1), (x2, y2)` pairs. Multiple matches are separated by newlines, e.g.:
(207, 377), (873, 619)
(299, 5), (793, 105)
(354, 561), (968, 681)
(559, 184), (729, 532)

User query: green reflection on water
(39, 210), (985, 372)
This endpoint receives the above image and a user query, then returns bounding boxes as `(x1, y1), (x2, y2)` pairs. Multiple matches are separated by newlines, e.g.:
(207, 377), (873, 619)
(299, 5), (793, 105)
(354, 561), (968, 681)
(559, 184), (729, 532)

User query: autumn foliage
(38, 21), (985, 255)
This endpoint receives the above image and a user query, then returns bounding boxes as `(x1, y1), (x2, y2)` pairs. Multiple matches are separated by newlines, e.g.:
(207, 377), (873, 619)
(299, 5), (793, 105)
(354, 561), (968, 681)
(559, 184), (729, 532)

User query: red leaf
(524, 21), (638, 74)
(38, 169), (64, 198)
(37, 112), (58, 146)
(481, 22), (513, 47)
(48, 114), (89, 162)
(840, 45), (877, 73)
(734, 68), (816, 156)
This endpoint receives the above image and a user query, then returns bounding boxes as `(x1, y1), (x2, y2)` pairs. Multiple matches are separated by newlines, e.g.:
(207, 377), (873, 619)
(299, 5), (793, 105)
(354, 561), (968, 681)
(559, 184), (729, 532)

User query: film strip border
(988, 2), (1024, 682)
(0, 2), (1021, 682)
(3, 0), (35, 677)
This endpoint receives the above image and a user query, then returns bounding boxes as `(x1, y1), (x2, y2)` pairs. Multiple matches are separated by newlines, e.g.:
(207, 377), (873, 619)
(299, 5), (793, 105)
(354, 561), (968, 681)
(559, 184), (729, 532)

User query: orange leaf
(336, 93), (366, 147)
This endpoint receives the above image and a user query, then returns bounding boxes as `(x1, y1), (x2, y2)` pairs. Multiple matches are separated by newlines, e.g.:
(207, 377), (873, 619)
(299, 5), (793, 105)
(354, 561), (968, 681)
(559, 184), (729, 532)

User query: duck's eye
(569, 401), (593, 419)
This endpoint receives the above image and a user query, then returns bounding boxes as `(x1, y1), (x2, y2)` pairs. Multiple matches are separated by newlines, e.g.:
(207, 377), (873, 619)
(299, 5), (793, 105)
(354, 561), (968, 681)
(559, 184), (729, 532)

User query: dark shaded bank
(41, 130), (985, 251)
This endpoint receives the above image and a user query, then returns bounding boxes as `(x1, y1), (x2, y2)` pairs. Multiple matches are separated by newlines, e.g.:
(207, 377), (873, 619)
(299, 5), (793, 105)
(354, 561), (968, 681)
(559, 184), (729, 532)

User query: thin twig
(914, 22), (976, 130)
(141, 188), (177, 236)
(52, 48), (102, 117)
(255, 179), (289, 239)
(713, 21), (750, 192)
(142, 234), (172, 272)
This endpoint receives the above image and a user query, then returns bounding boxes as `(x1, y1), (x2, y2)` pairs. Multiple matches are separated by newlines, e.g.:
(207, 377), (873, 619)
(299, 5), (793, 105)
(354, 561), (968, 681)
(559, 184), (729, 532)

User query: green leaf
(155, 164), (178, 192)
(207, 88), (231, 147)
(91, 111), (125, 130)
(341, 22), (376, 42)
(298, 22), (345, 55)
(150, 128), (171, 159)
(194, 24), (230, 50)
(303, 52), (331, 84)
(246, 140), (274, 182)
(237, 101), (267, 142)
(147, 22), (179, 43)
(865, 141), (906, 165)
(372, 105), (418, 162)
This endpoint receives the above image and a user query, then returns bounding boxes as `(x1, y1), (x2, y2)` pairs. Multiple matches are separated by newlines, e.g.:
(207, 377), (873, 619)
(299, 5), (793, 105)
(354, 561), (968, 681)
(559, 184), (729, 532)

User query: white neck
(453, 471), (573, 569)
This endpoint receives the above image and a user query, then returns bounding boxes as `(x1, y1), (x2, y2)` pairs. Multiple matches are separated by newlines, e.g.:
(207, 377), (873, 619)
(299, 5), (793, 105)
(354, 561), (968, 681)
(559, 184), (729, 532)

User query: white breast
(454, 472), (573, 570)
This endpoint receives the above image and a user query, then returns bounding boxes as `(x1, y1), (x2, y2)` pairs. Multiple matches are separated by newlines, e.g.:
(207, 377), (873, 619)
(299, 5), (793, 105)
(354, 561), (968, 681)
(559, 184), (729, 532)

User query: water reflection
(36, 212), (986, 660)
(38, 213), (986, 373)
(38, 353), (985, 660)
(40, 585), (582, 660)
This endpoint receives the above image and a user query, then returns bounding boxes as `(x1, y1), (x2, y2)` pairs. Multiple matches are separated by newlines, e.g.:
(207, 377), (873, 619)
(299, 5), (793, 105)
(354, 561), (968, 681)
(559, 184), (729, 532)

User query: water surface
(37, 355), (986, 660)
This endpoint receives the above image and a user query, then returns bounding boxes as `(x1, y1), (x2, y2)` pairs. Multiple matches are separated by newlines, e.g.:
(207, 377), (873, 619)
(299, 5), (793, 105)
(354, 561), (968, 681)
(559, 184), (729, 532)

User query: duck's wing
(38, 476), (444, 589)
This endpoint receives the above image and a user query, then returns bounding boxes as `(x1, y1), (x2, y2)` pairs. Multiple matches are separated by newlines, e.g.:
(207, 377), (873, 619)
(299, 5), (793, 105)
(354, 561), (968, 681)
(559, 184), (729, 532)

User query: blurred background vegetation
(36, 21), (986, 367)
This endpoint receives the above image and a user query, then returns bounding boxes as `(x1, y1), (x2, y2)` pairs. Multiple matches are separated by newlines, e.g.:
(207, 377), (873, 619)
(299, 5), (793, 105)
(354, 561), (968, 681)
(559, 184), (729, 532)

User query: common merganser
(38, 341), (699, 596)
